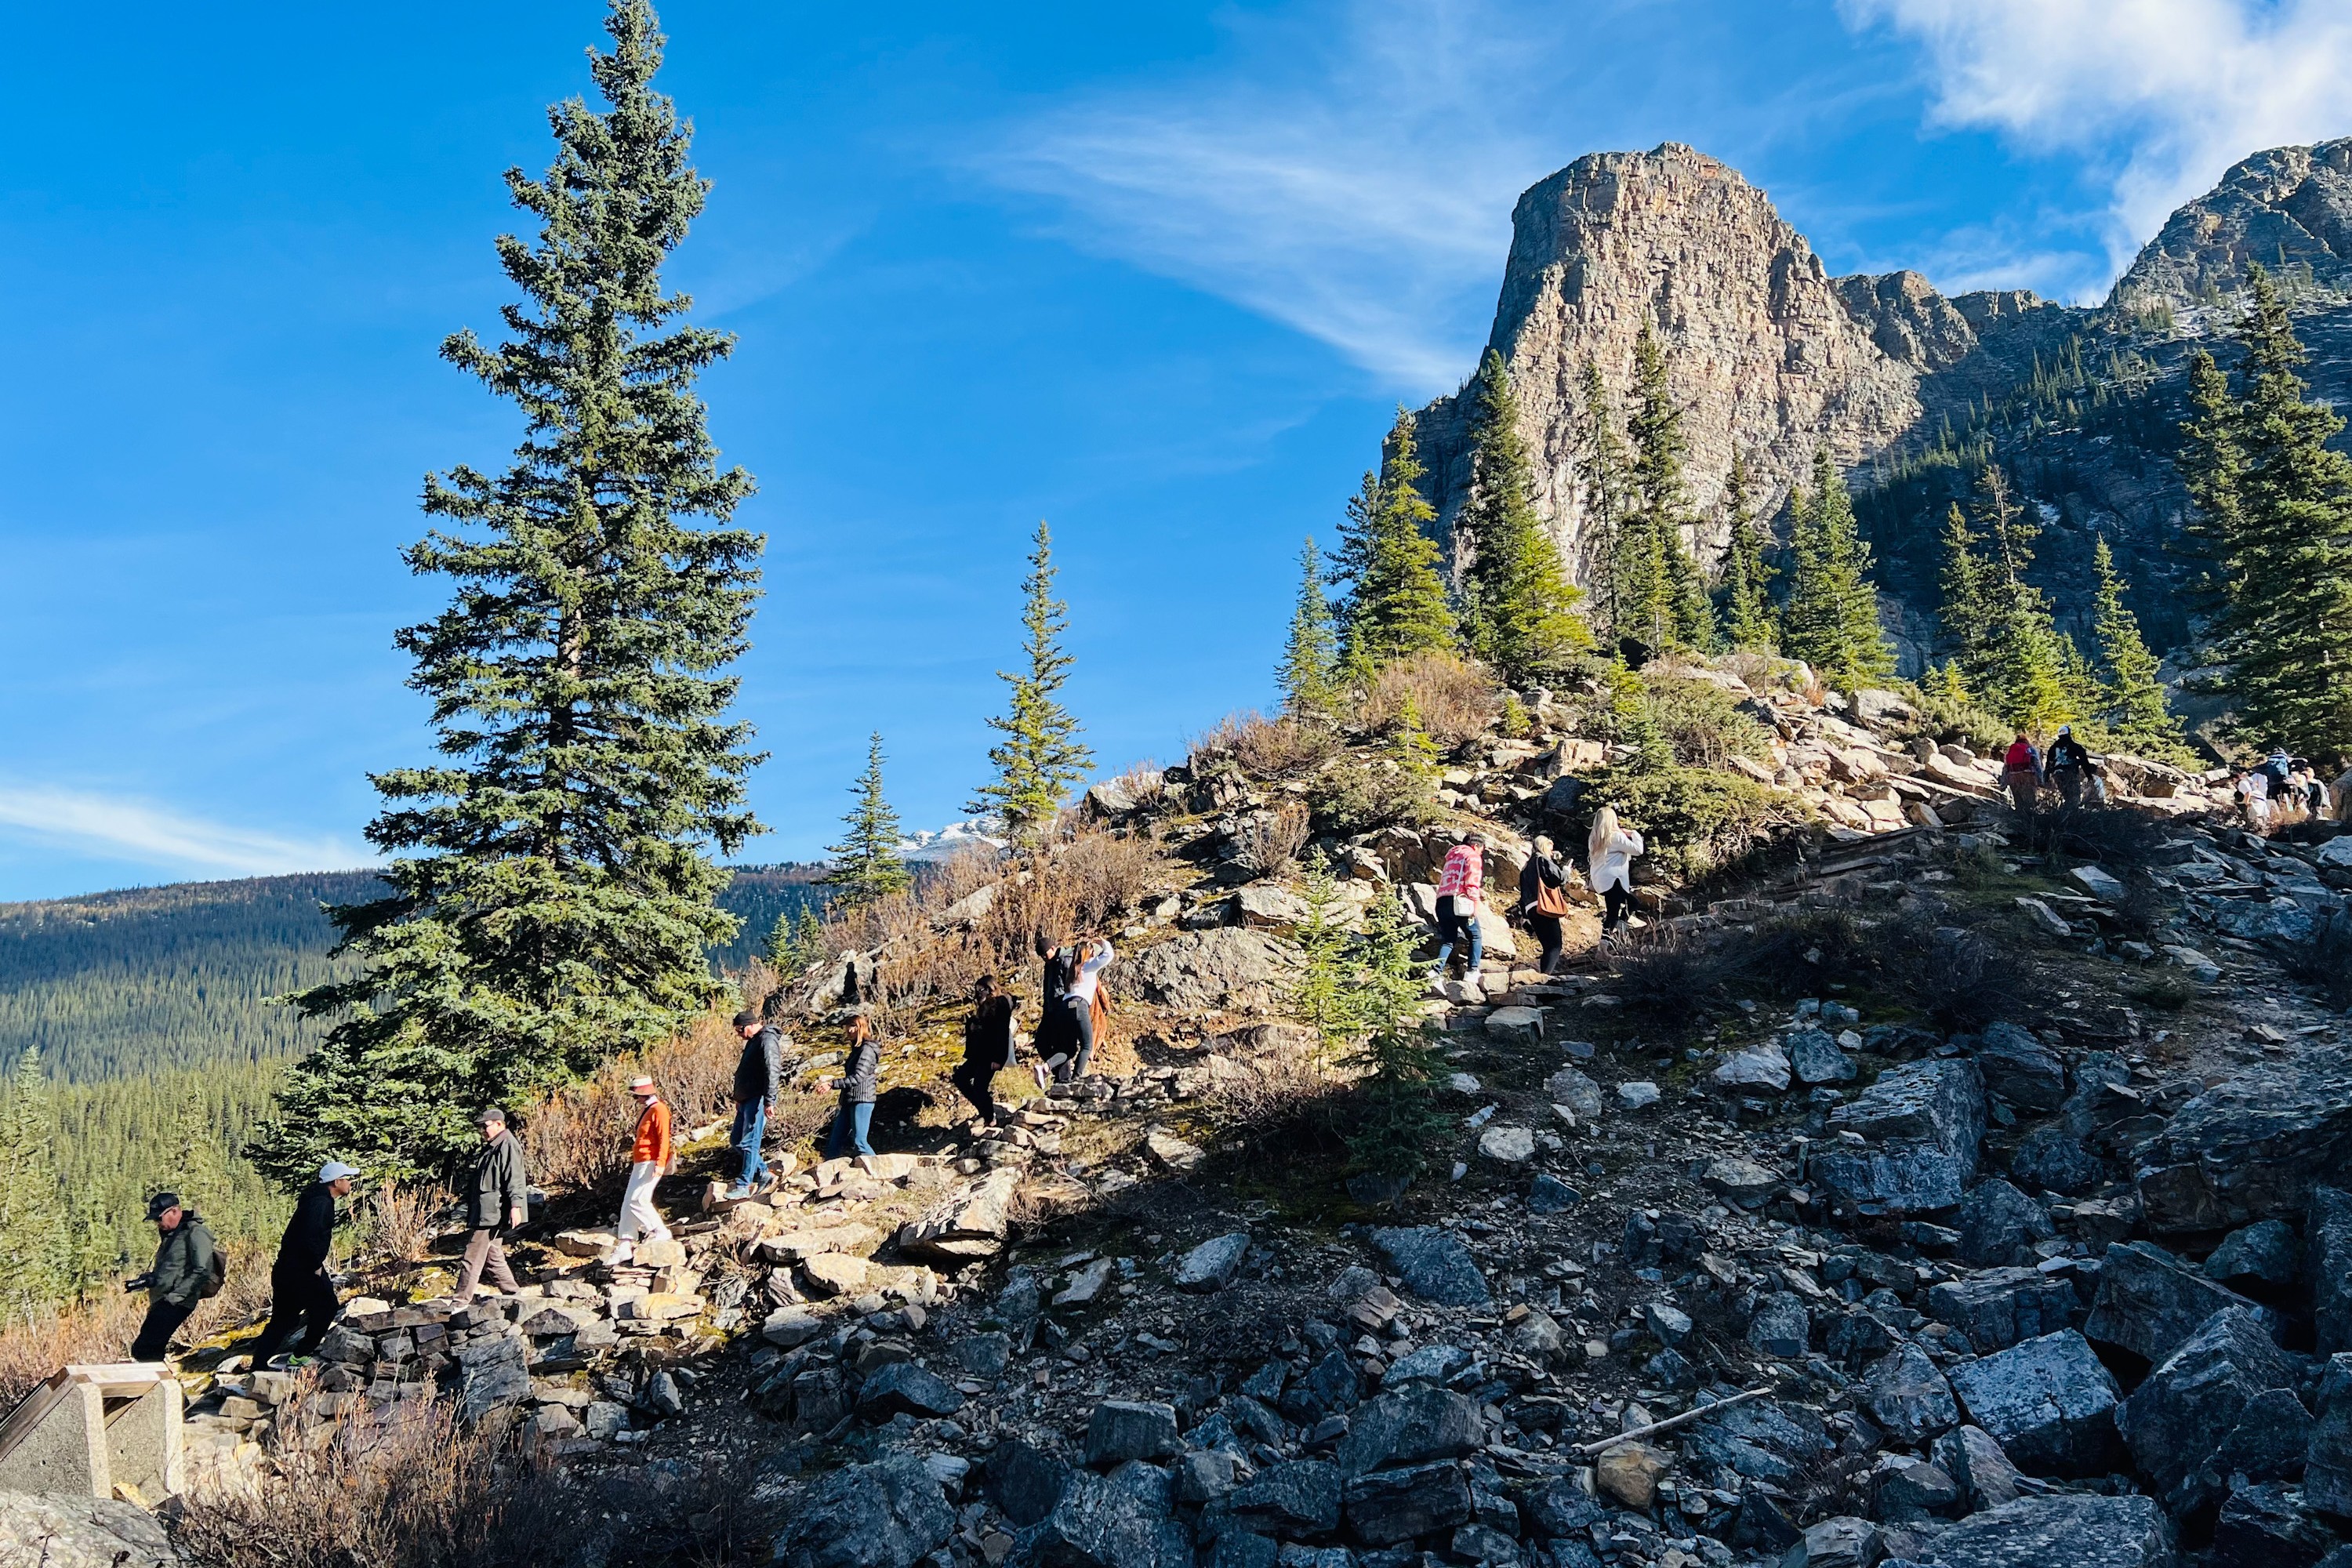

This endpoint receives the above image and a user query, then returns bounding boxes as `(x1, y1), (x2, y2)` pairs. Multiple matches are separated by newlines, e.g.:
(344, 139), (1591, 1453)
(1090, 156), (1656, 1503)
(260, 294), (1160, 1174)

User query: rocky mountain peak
(2111, 137), (2352, 313)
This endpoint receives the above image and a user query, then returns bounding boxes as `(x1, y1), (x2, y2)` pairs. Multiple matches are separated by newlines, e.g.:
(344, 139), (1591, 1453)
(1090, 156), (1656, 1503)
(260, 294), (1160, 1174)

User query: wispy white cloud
(0, 782), (366, 877)
(1842, 0), (2352, 279)
(978, 0), (1586, 393)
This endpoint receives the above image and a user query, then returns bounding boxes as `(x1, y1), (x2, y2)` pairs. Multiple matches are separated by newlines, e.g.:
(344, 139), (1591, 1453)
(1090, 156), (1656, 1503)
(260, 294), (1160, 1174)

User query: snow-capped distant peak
(897, 818), (1007, 863)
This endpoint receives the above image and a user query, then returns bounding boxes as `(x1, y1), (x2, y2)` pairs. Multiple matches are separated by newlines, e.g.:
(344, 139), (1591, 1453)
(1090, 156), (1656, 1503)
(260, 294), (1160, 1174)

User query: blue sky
(0, 0), (2343, 900)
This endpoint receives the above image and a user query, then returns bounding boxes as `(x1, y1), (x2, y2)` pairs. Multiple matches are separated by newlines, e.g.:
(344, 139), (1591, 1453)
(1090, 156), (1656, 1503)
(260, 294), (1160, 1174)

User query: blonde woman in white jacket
(1588, 806), (1644, 935)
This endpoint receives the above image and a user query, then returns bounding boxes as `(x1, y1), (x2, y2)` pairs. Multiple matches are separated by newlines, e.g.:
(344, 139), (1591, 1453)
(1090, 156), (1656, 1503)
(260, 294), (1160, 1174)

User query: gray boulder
(1681, 1397), (1833, 1487)
(1544, 1067), (1604, 1118)
(2135, 1062), (2352, 1234)
(1028, 1470), (1194, 1568)
(1970, 1022), (2067, 1111)
(1957, 1179), (2056, 1267)
(1926, 1266), (2080, 1352)
(1811, 1058), (1986, 1214)
(1381, 1344), (1470, 1386)
(1785, 1025), (1857, 1085)
(1945, 1330), (2122, 1476)
(1367, 1227), (1488, 1305)
(1335, 1386), (1479, 1475)
(2206, 1218), (2300, 1288)
(775, 1454), (956, 1568)
(1748, 1293), (1812, 1359)
(1231, 1460), (1343, 1537)
(1277, 1350), (1360, 1425)
(0, 1494), (178, 1568)
(1919, 1494), (2172, 1567)
(2302, 1352), (2352, 1515)
(2117, 1305), (2309, 1519)
(1930, 1425), (2027, 1512)
(1175, 1233), (1252, 1294)
(1341, 1461), (1474, 1545)
(986, 1438), (1073, 1527)
(1794, 1516), (1882, 1566)
(1086, 1400), (1181, 1467)
(2085, 1240), (2270, 1364)
(855, 1363), (965, 1422)
(456, 1332), (532, 1421)
(1127, 929), (1301, 1013)
(2311, 1188), (2352, 1356)
(2210, 1483), (2339, 1568)
(1864, 1341), (1960, 1444)
(2009, 1125), (2107, 1196)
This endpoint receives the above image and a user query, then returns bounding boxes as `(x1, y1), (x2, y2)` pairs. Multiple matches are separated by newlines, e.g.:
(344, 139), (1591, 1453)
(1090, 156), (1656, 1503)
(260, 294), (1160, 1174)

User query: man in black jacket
(2047, 725), (2093, 808)
(250, 1160), (358, 1365)
(724, 1007), (786, 1200)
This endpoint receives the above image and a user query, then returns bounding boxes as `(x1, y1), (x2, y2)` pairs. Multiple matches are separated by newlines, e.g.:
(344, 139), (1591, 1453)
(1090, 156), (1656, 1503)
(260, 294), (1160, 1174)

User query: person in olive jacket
(250, 1160), (359, 1364)
(128, 1192), (218, 1363)
(452, 1107), (529, 1303)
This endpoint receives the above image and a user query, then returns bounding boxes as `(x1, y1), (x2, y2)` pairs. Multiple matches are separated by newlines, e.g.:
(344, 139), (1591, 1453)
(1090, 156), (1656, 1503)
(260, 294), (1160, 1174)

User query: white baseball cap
(628, 1076), (657, 1094)
(318, 1160), (362, 1183)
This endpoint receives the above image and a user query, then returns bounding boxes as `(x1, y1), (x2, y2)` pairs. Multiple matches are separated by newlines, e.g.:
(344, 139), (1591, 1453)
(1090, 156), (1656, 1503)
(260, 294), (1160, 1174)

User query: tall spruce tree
(1331, 410), (1454, 677)
(0, 1048), (70, 1322)
(1456, 350), (1591, 684)
(2178, 265), (2352, 757)
(1577, 360), (1634, 637)
(2090, 535), (2190, 757)
(1718, 450), (1777, 651)
(262, 0), (762, 1183)
(972, 521), (1094, 843)
(1276, 535), (1341, 720)
(1624, 322), (1715, 651)
(1937, 501), (1994, 684)
(823, 734), (913, 907)
(1782, 447), (1893, 688)
(1964, 466), (2075, 734)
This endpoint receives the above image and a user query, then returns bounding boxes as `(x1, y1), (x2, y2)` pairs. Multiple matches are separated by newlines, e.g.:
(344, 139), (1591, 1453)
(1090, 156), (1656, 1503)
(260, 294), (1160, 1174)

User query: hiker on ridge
(1519, 834), (1574, 975)
(128, 1191), (220, 1363)
(953, 974), (1019, 1127)
(452, 1107), (528, 1304)
(2047, 724), (2092, 809)
(824, 1011), (880, 1172)
(724, 1006), (785, 1201)
(1588, 807), (1644, 938)
(1432, 829), (1486, 982)
(2002, 731), (2044, 811)
(249, 1160), (359, 1367)
(615, 1075), (674, 1264)
(1059, 936), (1113, 1083)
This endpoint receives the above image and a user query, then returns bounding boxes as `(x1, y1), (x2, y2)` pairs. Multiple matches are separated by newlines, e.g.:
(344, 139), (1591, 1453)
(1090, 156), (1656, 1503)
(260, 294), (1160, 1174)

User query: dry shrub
(1203, 1038), (1349, 1145)
(1189, 712), (1338, 780)
(521, 1012), (742, 1192)
(365, 1181), (449, 1266)
(1361, 651), (1499, 745)
(1109, 757), (1169, 808)
(1234, 801), (1312, 878)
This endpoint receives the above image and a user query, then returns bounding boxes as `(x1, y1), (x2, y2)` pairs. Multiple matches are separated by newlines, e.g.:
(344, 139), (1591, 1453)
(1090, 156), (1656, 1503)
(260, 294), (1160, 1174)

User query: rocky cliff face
(1413, 139), (2352, 673)
(2111, 138), (2352, 311)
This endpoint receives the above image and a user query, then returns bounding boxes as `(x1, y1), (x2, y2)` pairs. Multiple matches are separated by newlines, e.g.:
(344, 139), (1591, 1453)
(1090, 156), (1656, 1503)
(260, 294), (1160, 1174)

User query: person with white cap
(615, 1075), (674, 1264)
(250, 1159), (360, 1366)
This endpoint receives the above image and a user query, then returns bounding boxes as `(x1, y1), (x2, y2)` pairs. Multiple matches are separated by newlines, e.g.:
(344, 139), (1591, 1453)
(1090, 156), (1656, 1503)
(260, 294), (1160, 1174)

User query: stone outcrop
(2112, 138), (2352, 312)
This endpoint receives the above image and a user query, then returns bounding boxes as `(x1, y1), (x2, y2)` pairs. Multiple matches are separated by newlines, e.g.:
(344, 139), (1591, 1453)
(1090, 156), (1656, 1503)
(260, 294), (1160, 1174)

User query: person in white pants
(615, 1075), (674, 1264)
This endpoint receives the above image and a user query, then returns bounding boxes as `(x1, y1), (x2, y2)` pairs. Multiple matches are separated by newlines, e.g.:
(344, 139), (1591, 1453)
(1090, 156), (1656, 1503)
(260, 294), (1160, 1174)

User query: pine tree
(1624, 322), (1715, 651)
(1577, 360), (1634, 638)
(971, 521), (1095, 844)
(1936, 466), (2078, 735)
(762, 911), (797, 969)
(1782, 448), (1893, 688)
(2177, 265), (2352, 757)
(1289, 855), (1357, 1068)
(2090, 535), (2190, 757)
(1341, 895), (1445, 1179)
(1276, 536), (1341, 720)
(1332, 411), (1454, 677)
(822, 734), (913, 907)
(1718, 450), (1777, 651)
(1937, 501), (1994, 686)
(794, 904), (825, 964)
(0, 1048), (70, 1322)
(1455, 350), (1591, 684)
(1388, 691), (1440, 780)
(261, 1), (762, 1184)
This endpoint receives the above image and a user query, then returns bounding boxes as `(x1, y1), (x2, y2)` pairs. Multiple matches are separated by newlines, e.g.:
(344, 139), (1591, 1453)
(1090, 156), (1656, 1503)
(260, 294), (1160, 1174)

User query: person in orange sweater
(615, 1075), (674, 1264)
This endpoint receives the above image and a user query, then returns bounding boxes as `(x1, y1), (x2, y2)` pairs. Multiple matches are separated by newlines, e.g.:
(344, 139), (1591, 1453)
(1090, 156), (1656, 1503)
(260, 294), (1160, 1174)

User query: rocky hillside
(74, 658), (2352, 1568)
(1410, 139), (2352, 670)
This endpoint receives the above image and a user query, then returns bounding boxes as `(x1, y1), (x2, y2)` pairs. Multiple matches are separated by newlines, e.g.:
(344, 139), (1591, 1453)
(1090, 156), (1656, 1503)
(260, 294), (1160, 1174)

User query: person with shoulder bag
(1519, 834), (1575, 975)
(128, 1190), (222, 1363)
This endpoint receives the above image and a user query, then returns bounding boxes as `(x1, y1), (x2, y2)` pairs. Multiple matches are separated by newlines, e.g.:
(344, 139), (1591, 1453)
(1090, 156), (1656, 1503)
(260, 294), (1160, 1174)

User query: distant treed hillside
(0, 864), (827, 1084)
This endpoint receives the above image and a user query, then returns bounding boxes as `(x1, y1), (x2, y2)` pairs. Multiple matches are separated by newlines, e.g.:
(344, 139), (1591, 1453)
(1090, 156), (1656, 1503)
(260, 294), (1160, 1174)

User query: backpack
(195, 1228), (227, 1299)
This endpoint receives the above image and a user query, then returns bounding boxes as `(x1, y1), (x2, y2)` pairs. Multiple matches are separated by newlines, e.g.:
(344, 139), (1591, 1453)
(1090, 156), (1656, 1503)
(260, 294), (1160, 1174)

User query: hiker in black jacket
(128, 1192), (218, 1363)
(724, 1007), (786, 1200)
(250, 1160), (358, 1365)
(2047, 725), (2093, 808)
(952, 975), (1019, 1127)
(822, 1012), (880, 1171)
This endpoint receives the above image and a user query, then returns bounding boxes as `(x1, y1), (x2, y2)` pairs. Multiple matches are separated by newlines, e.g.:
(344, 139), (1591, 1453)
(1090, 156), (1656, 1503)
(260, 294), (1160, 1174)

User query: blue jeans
(731, 1098), (769, 1189)
(1435, 902), (1483, 975)
(825, 1101), (873, 1160)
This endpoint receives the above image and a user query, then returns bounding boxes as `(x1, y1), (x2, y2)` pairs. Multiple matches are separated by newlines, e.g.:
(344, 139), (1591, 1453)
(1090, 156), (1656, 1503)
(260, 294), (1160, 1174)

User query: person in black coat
(249, 1161), (358, 1363)
(725, 1007), (786, 1200)
(953, 975), (1019, 1126)
(1518, 836), (1573, 975)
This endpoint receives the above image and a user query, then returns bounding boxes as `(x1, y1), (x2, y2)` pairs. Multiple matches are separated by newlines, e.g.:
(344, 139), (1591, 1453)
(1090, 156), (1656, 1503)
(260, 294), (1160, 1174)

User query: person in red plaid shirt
(1432, 829), (1485, 980)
